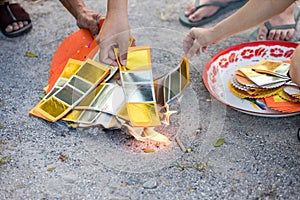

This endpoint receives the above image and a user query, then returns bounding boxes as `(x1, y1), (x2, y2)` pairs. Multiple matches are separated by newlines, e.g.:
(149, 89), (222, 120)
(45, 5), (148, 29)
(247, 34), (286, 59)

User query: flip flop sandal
(249, 6), (300, 41)
(0, 2), (32, 38)
(179, 0), (248, 27)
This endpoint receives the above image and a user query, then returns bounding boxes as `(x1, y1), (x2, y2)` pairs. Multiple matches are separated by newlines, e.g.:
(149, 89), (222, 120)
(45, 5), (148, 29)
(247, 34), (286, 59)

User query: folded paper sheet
(30, 59), (111, 122)
(63, 83), (125, 129)
(238, 61), (290, 87)
(229, 60), (300, 113)
(118, 46), (161, 127)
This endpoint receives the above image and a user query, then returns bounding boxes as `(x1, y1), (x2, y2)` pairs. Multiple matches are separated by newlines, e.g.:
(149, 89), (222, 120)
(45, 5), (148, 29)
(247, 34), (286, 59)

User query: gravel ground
(0, 0), (300, 199)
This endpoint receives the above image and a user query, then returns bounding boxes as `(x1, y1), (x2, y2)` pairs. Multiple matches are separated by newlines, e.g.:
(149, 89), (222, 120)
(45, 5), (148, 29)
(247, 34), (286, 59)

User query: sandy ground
(0, 0), (300, 199)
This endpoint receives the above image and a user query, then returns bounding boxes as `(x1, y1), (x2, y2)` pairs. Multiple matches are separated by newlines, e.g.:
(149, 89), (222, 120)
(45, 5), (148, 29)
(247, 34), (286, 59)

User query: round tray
(203, 41), (300, 117)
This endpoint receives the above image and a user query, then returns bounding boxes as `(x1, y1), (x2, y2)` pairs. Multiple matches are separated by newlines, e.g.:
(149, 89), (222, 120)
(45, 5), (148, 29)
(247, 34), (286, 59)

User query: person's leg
(0, 0), (30, 35)
(255, 4), (296, 41)
(185, 0), (241, 22)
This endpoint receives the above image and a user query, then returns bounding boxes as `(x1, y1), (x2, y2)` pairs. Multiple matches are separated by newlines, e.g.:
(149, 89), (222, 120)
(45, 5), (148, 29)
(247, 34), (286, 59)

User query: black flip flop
(249, 6), (300, 41)
(179, 0), (248, 27)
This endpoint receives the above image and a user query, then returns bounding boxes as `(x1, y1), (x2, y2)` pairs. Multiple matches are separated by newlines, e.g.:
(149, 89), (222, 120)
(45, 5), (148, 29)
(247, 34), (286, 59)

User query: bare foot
(0, 1), (29, 34)
(185, 0), (239, 22)
(256, 4), (296, 41)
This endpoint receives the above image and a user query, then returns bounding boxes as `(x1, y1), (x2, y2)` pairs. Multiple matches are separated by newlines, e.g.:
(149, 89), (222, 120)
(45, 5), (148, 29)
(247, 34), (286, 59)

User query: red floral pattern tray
(203, 41), (300, 117)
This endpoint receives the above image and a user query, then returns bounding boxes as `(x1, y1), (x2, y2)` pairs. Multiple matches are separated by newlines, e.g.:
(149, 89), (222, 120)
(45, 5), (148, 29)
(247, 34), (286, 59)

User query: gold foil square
(127, 103), (161, 127)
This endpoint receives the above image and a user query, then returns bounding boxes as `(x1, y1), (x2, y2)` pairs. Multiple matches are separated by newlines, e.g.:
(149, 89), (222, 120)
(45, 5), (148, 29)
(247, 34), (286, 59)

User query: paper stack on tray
(229, 60), (300, 113)
(30, 45), (190, 144)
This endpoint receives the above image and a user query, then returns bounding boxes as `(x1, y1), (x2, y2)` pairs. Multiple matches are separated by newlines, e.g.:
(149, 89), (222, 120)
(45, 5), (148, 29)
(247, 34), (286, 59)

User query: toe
(18, 21), (24, 29)
(185, 0), (195, 16)
(281, 30), (294, 41)
(270, 30), (281, 41)
(256, 24), (268, 41)
(267, 30), (274, 40)
(5, 25), (13, 33)
(286, 31), (294, 41)
(188, 9), (206, 22)
(279, 31), (289, 41)
(257, 34), (266, 41)
(12, 22), (19, 31)
(268, 30), (283, 41)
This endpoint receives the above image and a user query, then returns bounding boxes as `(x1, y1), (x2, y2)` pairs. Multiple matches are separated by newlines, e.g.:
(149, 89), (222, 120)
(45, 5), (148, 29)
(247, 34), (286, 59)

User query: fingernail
(121, 59), (127, 66)
(111, 61), (118, 66)
(187, 53), (191, 58)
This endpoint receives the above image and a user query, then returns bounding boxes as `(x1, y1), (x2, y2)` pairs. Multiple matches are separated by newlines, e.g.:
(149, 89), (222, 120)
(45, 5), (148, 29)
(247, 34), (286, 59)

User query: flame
(162, 103), (177, 126)
(123, 124), (171, 145)
(143, 127), (171, 146)
(122, 102), (179, 145)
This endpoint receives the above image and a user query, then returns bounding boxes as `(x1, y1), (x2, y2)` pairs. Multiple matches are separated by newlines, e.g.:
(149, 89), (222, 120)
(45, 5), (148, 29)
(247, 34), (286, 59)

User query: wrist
(74, 4), (88, 20)
(76, 6), (91, 19)
(204, 27), (218, 45)
(207, 26), (223, 44)
(59, 0), (86, 20)
(107, 0), (128, 19)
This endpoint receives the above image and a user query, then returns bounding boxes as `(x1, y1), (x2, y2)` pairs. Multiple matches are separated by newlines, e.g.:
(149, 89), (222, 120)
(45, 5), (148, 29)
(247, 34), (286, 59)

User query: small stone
(120, 182), (127, 187)
(63, 173), (78, 184)
(245, 132), (252, 137)
(143, 178), (158, 189)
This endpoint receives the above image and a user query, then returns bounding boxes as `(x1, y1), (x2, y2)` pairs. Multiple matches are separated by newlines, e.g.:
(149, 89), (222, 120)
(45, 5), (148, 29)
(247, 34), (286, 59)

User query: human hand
(96, 15), (130, 66)
(183, 27), (215, 58)
(76, 7), (102, 36)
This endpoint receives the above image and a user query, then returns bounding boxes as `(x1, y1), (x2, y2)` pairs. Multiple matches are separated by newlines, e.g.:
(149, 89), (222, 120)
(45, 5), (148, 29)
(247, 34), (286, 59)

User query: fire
(123, 124), (171, 146)
(143, 127), (171, 146)
(161, 103), (177, 126)
(29, 42), (189, 147)
(121, 102), (178, 145)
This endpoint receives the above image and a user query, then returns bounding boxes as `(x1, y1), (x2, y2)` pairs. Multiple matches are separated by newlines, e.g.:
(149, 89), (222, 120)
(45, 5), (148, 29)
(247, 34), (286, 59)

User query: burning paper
(30, 46), (190, 144)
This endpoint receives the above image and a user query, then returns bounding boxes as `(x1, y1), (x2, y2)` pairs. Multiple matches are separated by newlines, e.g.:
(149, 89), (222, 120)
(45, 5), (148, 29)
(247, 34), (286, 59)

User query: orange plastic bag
(47, 18), (105, 93)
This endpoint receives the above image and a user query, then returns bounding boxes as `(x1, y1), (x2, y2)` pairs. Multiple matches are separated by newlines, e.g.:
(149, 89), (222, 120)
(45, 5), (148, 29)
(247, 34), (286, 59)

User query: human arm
(59, 0), (102, 36)
(96, 0), (130, 65)
(289, 45), (300, 86)
(183, 0), (296, 57)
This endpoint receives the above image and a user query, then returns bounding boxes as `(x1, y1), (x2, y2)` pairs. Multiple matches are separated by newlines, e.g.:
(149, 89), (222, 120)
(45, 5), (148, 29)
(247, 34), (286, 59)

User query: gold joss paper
(118, 46), (161, 127)
(30, 43), (191, 144)
(126, 103), (161, 127)
(30, 59), (111, 122)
